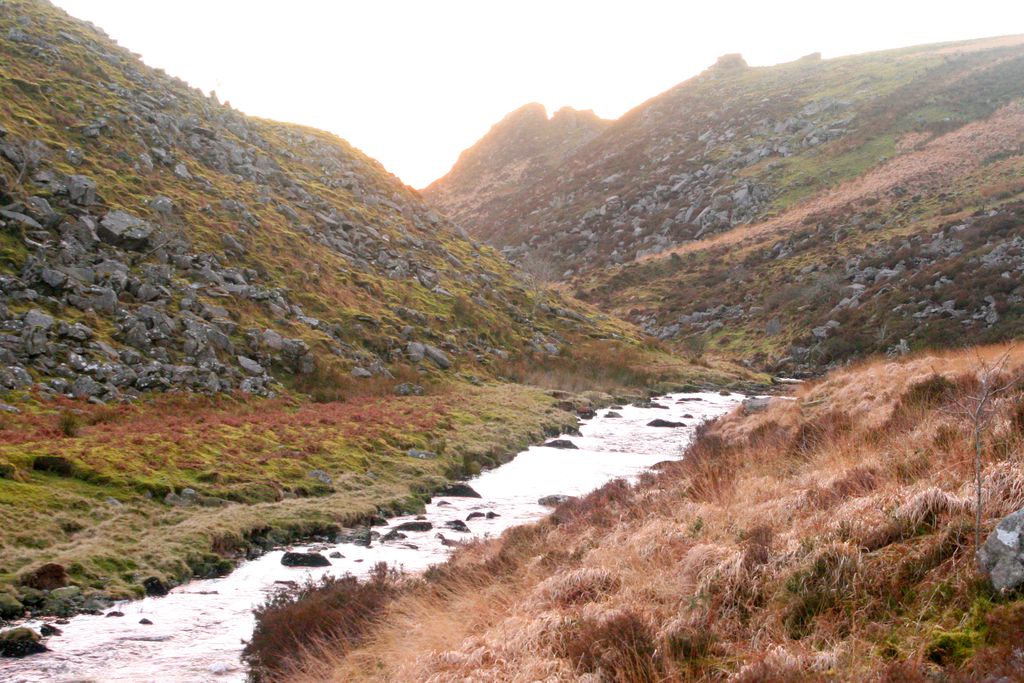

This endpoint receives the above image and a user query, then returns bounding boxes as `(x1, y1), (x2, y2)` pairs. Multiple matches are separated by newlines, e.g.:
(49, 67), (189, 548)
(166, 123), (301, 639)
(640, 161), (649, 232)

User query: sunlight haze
(52, 0), (1024, 188)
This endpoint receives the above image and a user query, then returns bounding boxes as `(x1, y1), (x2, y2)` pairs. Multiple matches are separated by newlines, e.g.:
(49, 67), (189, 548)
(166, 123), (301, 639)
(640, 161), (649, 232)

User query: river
(2, 391), (743, 682)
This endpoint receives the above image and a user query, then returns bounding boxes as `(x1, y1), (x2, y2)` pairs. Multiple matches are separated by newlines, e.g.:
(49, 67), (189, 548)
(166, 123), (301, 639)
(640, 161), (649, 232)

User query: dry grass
(276, 343), (1024, 682)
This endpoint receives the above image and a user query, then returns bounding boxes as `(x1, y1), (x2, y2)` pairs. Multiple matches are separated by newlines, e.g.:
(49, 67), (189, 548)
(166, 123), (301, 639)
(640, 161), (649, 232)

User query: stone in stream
(648, 419), (685, 428)
(543, 439), (578, 449)
(381, 529), (407, 542)
(677, 397), (704, 402)
(436, 482), (481, 498)
(139, 618), (153, 625)
(605, 411), (622, 418)
(444, 519), (471, 533)
(0, 627), (47, 658)
(486, 511), (500, 519)
(105, 611), (125, 618)
(393, 521), (432, 532)
(538, 494), (577, 507)
(435, 533), (458, 547)
(142, 576), (169, 597)
(39, 624), (62, 637)
(328, 551), (343, 558)
(466, 511), (485, 520)
(280, 552), (331, 567)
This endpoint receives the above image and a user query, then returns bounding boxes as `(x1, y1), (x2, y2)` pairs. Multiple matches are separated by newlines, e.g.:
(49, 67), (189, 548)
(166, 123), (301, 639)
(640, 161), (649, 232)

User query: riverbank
(0, 382), (592, 619)
(282, 345), (1024, 682)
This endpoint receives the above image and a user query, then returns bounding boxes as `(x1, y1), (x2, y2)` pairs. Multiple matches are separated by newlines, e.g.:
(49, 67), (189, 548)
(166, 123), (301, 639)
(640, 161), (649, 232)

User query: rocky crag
(424, 103), (608, 239)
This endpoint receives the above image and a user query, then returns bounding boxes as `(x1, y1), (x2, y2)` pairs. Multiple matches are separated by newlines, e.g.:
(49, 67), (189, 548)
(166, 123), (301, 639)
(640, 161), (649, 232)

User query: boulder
(605, 411), (622, 418)
(407, 449), (437, 460)
(466, 512), (485, 521)
(393, 521), (432, 532)
(0, 627), (47, 658)
(978, 507), (1024, 593)
(67, 175), (96, 205)
(97, 211), (155, 250)
(19, 565), (68, 589)
(436, 483), (481, 498)
(307, 469), (332, 485)
(424, 345), (451, 369)
(743, 397), (772, 413)
(394, 382), (423, 396)
(444, 519), (471, 533)
(39, 623), (62, 636)
(280, 552), (330, 567)
(543, 439), (578, 449)
(236, 355), (263, 376)
(142, 576), (169, 597)
(0, 593), (24, 619)
(648, 419), (685, 428)
(538, 494), (577, 507)
(31, 457), (74, 477)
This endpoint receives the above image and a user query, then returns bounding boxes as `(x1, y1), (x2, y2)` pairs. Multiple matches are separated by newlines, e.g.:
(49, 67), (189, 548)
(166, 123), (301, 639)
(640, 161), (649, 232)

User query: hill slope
(0, 0), (634, 405)
(431, 39), (1024, 274)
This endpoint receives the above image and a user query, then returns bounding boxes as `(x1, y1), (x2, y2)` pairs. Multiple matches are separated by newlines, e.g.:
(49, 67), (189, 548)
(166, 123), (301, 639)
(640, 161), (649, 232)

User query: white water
(2, 391), (742, 682)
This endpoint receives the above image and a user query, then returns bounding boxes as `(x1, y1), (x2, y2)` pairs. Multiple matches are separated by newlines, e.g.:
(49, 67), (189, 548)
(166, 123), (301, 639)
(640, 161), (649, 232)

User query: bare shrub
(554, 609), (661, 682)
(243, 563), (401, 681)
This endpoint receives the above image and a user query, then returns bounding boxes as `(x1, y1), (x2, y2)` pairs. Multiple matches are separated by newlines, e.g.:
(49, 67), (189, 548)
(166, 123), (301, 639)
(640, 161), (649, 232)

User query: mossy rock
(0, 627), (46, 657)
(0, 592), (24, 619)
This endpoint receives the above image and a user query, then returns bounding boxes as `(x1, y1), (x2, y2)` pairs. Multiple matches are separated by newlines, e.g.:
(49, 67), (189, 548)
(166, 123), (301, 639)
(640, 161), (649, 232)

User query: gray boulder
(98, 211), (155, 250)
(424, 345), (451, 369)
(538, 494), (577, 507)
(67, 175), (96, 205)
(978, 507), (1024, 593)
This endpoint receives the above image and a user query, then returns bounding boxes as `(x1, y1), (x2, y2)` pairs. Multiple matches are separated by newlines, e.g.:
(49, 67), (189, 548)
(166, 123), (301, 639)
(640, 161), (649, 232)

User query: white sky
(52, 1), (1024, 189)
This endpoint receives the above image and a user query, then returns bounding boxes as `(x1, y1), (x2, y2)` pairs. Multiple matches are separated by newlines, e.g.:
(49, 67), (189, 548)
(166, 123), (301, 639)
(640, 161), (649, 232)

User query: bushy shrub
(243, 563), (401, 681)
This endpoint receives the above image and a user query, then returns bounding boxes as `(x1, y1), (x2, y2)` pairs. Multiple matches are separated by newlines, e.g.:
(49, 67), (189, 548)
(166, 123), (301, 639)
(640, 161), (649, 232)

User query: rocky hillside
(0, 0), (638, 406)
(431, 39), (1024, 279)
(423, 103), (608, 237)
(577, 102), (1024, 376)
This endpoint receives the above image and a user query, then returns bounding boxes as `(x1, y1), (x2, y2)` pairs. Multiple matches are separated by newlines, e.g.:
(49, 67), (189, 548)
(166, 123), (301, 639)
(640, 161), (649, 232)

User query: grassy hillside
(276, 345), (1024, 682)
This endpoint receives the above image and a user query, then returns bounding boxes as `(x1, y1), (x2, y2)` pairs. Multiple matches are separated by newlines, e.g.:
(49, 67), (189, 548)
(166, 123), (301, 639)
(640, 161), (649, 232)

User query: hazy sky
(52, 1), (1024, 188)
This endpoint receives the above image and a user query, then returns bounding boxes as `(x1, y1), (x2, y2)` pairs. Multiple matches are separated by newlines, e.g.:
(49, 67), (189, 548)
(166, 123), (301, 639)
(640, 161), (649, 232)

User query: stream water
(3, 391), (743, 682)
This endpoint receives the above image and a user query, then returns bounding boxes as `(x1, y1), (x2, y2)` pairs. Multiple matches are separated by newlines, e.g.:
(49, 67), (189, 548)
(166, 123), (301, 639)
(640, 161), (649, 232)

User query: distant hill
(428, 37), (1024, 373)
(423, 103), (608, 238)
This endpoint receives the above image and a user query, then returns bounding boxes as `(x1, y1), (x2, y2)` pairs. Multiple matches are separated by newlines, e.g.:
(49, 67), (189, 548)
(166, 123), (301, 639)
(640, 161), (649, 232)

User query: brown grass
(277, 343), (1024, 682)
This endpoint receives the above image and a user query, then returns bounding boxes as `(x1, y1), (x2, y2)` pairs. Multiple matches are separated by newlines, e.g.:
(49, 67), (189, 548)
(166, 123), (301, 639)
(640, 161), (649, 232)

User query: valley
(2, 1), (1024, 681)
